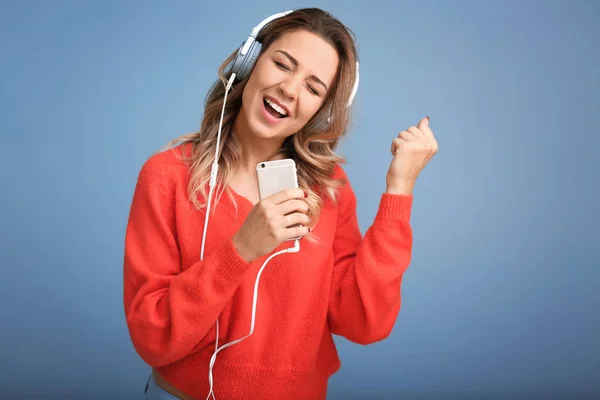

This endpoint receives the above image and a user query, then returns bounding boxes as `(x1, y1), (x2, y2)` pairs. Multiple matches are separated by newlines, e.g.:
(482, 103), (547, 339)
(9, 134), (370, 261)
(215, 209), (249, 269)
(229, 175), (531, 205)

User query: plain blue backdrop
(1, 0), (599, 398)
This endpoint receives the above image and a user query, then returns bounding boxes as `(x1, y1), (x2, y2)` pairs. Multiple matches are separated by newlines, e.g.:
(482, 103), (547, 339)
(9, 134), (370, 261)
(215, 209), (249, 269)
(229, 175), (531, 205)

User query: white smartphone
(256, 159), (301, 240)
(256, 158), (299, 200)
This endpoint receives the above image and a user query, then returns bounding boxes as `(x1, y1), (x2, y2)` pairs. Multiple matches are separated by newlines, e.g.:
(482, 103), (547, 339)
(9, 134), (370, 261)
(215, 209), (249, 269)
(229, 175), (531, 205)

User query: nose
(278, 76), (301, 101)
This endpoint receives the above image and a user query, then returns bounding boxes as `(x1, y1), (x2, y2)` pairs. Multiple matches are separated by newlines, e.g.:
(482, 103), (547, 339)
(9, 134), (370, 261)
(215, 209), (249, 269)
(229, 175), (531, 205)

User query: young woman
(124, 7), (438, 400)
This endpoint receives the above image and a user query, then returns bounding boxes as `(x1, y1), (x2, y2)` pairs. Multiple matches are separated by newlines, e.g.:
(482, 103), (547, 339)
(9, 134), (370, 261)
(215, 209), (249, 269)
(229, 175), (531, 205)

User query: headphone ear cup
(227, 42), (246, 79)
(314, 116), (330, 133)
(311, 108), (332, 132)
(228, 41), (263, 82)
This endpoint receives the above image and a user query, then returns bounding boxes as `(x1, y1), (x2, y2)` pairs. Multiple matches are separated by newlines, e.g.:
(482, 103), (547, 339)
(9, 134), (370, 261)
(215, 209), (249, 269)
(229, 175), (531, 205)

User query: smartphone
(256, 159), (299, 200)
(256, 159), (301, 240)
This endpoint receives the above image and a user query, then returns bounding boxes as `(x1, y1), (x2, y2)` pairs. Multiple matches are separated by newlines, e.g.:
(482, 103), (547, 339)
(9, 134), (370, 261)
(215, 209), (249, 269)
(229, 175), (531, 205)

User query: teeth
(265, 98), (287, 116)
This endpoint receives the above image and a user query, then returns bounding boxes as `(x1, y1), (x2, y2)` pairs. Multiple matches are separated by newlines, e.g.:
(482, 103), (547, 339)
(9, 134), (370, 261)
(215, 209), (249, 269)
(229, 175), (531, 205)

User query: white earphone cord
(200, 72), (300, 400)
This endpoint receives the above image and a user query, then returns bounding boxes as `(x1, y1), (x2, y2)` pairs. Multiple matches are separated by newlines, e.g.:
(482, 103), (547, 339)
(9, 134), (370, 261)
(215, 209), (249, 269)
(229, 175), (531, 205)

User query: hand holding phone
(232, 159), (310, 262)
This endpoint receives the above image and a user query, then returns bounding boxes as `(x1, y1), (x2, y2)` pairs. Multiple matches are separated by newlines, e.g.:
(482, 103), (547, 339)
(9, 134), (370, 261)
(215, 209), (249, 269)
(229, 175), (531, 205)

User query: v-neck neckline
(221, 185), (255, 220)
(228, 185), (257, 207)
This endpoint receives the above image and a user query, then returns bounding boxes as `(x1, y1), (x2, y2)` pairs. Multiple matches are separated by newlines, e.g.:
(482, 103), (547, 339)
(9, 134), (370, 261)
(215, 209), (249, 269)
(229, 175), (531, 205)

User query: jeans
(144, 374), (180, 400)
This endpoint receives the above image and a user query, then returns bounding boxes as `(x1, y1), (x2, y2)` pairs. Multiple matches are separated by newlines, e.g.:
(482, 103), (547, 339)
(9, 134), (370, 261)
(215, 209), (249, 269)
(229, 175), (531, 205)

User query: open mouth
(263, 97), (288, 119)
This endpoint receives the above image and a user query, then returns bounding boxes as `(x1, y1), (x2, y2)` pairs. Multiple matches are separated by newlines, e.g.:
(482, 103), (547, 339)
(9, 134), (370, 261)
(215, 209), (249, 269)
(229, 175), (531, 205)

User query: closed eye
(306, 84), (319, 96)
(275, 60), (320, 96)
(275, 61), (290, 71)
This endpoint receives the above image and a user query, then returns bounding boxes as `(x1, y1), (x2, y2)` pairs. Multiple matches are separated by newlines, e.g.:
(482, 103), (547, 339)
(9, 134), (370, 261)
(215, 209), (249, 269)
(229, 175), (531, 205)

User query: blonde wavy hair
(165, 8), (359, 229)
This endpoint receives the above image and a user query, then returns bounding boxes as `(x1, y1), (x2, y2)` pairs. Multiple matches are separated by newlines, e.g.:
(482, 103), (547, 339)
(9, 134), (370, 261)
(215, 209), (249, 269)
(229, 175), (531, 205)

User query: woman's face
(236, 29), (339, 142)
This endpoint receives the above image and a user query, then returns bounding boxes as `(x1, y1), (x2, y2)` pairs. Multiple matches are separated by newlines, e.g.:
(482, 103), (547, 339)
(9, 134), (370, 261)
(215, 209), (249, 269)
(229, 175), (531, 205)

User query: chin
(249, 112), (296, 141)
(251, 122), (292, 141)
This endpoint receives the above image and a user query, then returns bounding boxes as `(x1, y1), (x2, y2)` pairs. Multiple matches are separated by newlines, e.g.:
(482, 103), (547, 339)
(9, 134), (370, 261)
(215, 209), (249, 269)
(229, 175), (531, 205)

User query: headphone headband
(239, 10), (294, 57)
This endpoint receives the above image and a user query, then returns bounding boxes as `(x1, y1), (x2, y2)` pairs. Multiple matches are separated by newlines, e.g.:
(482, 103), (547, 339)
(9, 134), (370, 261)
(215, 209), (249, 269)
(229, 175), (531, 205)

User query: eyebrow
(275, 50), (328, 91)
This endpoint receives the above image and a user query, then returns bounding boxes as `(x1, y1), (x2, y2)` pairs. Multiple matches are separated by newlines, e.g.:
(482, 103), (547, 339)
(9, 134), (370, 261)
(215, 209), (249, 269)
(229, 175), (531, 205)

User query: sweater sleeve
(328, 166), (413, 345)
(123, 156), (251, 367)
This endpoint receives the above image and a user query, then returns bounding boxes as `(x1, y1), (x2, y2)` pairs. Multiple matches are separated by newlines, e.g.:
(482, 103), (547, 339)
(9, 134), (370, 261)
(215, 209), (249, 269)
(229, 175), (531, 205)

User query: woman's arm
(123, 157), (251, 367)
(328, 165), (413, 344)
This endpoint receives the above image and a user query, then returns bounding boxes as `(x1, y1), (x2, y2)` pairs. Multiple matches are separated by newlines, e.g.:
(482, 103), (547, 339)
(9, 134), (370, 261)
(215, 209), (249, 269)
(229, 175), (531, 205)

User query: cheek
(241, 81), (260, 114)
(297, 101), (323, 124)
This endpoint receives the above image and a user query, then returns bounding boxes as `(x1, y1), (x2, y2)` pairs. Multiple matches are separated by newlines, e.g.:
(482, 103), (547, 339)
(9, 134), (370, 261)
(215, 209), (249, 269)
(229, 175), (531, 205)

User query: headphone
(225, 10), (360, 131)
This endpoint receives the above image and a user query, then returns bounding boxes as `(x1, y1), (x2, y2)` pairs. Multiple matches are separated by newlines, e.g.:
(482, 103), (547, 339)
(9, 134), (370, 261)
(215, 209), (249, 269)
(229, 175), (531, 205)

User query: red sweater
(123, 145), (413, 399)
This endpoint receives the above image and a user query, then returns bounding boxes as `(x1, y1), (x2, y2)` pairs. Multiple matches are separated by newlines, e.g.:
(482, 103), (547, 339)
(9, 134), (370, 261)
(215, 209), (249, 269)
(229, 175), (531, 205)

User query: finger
(277, 199), (309, 216)
(398, 130), (417, 141)
(418, 116), (437, 146)
(284, 225), (311, 240)
(264, 188), (306, 205)
(415, 117), (438, 154)
(407, 125), (426, 140)
(416, 116), (429, 132)
(390, 137), (400, 155)
(284, 212), (310, 228)
(390, 137), (408, 155)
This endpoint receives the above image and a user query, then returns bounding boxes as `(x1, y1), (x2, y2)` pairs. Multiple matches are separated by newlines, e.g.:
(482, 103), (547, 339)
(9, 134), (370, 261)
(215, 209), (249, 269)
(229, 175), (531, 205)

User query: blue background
(1, 0), (599, 398)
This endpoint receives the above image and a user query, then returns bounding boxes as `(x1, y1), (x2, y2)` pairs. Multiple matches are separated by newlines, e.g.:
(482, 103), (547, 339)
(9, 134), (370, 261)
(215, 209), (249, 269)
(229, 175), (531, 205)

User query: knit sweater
(123, 145), (413, 400)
